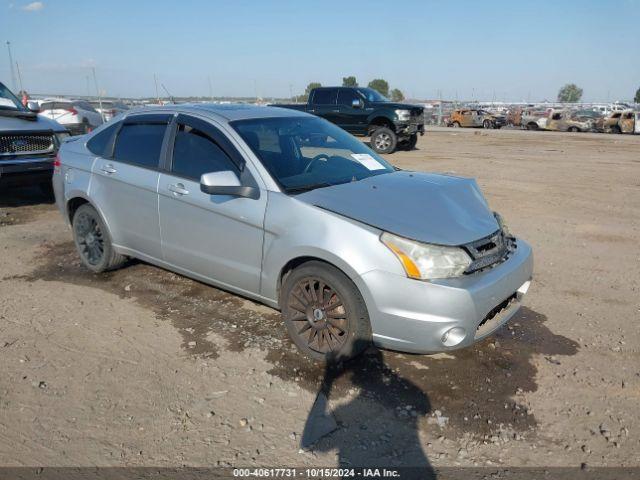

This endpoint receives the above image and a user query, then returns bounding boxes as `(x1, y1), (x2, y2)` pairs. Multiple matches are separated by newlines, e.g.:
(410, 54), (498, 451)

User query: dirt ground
(0, 127), (638, 468)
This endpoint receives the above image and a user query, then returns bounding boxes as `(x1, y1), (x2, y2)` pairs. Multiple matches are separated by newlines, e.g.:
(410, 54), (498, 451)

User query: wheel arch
(65, 195), (115, 242)
(367, 116), (395, 134)
(275, 252), (362, 308)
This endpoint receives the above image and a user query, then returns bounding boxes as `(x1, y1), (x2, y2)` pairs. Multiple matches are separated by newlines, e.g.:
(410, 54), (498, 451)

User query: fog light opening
(441, 327), (466, 347)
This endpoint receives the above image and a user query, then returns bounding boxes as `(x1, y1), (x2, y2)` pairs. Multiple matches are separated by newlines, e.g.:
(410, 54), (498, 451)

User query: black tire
(72, 204), (126, 273)
(526, 123), (538, 131)
(281, 261), (372, 362)
(370, 126), (397, 154)
(397, 133), (418, 151)
(483, 119), (493, 129)
(452, 121), (461, 128)
(568, 126), (580, 133)
(611, 125), (621, 134)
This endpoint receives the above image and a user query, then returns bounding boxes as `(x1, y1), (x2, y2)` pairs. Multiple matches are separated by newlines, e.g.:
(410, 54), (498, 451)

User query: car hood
(296, 171), (499, 246)
(0, 112), (67, 133)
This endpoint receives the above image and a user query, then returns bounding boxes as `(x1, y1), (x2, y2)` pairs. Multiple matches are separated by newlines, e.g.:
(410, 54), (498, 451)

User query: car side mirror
(27, 101), (40, 113)
(351, 98), (363, 109)
(200, 171), (259, 199)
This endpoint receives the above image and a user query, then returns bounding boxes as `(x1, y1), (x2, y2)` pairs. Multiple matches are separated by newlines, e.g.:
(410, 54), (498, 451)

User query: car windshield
(0, 82), (25, 111)
(232, 116), (395, 193)
(356, 88), (389, 103)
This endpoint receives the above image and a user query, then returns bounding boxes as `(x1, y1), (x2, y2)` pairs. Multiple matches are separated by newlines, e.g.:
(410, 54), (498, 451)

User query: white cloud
(22, 1), (43, 11)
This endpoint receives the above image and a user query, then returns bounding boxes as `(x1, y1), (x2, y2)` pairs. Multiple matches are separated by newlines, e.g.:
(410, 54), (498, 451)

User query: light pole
(6, 41), (18, 92)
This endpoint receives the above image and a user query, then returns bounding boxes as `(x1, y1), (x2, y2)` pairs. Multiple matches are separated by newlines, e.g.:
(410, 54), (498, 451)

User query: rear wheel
(370, 126), (397, 154)
(281, 261), (371, 362)
(452, 121), (461, 128)
(568, 126), (580, 132)
(483, 119), (493, 129)
(72, 204), (126, 273)
(611, 125), (621, 134)
(526, 123), (538, 131)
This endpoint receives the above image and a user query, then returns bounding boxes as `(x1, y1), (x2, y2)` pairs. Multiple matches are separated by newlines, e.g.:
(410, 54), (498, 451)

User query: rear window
(40, 102), (71, 111)
(311, 89), (337, 105)
(113, 123), (167, 169)
(87, 122), (121, 157)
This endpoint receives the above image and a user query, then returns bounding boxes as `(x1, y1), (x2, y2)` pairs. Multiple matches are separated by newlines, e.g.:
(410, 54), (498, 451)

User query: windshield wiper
(285, 182), (335, 194)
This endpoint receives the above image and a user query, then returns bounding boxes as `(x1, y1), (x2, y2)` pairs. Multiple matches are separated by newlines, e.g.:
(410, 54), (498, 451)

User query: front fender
(260, 191), (403, 304)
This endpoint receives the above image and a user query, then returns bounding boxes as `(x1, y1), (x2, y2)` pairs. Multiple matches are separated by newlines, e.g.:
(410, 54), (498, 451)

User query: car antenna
(161, 83), (175, 104)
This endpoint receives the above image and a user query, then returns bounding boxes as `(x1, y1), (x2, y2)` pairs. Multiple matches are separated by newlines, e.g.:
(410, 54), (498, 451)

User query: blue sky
(1, 0), (639, 101)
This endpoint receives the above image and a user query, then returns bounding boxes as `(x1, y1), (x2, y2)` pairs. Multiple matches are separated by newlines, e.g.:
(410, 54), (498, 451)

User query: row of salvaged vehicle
(519, 108), (640, 134)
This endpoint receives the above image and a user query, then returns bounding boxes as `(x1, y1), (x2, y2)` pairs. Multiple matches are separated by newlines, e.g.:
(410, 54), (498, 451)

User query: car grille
(0, 134), (55, 157)
(463, 229), (515, 273)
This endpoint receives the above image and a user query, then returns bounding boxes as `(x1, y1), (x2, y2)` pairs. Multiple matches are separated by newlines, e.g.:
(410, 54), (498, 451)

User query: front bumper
(0, 157), (54, 187)
(355, 239), (533, 354)
(395, 122), (425, 136)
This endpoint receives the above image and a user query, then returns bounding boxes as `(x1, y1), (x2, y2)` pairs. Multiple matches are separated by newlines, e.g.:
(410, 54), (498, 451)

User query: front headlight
(381, 232), (472, 280)
(395, 109), (411, 122)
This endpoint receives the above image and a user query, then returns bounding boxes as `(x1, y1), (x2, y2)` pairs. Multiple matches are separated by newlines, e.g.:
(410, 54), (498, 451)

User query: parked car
(53, 104), (533, 362)
(521, 109), (549, 130)
(38, 99), (103, 135)
(89, 100), (129, 122)
(274, 87), (424, 154)
(595, 111), (623, 133)
(0, 81), (69, 193)
(546, 110), (595, 132)
(447, 109), (506, 129)
(618, 110), (640, 134)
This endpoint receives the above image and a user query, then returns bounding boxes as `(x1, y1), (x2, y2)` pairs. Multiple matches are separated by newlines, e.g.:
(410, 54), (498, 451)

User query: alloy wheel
(74, 212), (105, 265)
(287, 277), (348, 354)
(374, 132), (392, 150)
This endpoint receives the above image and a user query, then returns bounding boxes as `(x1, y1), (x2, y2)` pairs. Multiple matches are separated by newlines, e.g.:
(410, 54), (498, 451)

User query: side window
(311, 89), (337, 105)
(113, 123), (167, 169)
(337, 89), (360, 106)
(87, 121), (121, 156)
(171, 124), (237, 180)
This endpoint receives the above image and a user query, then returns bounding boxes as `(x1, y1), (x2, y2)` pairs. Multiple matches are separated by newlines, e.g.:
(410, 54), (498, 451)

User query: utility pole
(289, 84), (294, 102)
(92, 67), (104, 121)
(16, 62), (24, 94)
(86, 76), (91, 97)
(6, 41), (17, 91)
(154, 73), (160, 103)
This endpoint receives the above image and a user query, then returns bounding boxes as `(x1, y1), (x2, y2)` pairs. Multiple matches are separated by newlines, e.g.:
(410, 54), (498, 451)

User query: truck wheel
(370, 127), (397, 154)
(72, 204), (126, 273)
(398, 134), (418, 151)
(483, 120), (493, 129)
(281, 261), (372, 363)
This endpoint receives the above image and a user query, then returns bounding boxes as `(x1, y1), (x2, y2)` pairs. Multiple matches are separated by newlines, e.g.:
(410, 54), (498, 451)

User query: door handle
(100, 164), (117, 174)
(168, 183), (189, 196)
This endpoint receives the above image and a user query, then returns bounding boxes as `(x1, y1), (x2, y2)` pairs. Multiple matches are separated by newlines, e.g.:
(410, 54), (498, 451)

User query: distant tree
(367, 79), (390, 97)
(557, 83), (583, 103)
(390, 88), (405, 102)
(635, 87), (640, 104)
(342, 76), (358, 87)
(296, 82), (322, 102)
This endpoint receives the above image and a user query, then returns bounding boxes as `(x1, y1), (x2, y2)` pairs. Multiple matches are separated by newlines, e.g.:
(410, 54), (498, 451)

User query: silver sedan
(53, 104), (533, 361)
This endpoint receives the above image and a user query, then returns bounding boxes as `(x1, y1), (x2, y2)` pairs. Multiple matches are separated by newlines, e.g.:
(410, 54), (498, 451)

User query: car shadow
(0, 184), (54, 208)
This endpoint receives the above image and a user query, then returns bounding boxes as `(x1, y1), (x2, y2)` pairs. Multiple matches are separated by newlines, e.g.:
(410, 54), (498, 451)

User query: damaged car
(546, 109), (596, 132)
(447, 109), (506, 129)
(53, 104), (533, 362)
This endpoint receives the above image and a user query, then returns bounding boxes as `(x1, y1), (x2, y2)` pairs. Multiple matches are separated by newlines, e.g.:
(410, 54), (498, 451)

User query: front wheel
(72, 204), (126, 273)
(483, 119), (493, 129)
(281, 261), (372, 362)
(370, 127), (397, 154)
(397, 133), (418, 151)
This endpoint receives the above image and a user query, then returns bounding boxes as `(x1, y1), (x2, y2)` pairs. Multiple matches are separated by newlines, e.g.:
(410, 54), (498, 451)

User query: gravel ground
(0, 127), (638, 468)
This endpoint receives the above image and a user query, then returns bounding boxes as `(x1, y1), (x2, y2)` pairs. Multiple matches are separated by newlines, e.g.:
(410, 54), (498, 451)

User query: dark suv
(0, 82), (68, 193)
(275, 87), (424, 154)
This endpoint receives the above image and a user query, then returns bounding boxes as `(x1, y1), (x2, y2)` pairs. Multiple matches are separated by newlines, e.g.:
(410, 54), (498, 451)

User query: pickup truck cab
(275, 87), (424, 154)
(0, 82), (69, 193)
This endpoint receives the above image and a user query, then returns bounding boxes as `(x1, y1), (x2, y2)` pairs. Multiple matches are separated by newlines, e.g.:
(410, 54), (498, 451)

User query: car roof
(124, 103), (309, 123)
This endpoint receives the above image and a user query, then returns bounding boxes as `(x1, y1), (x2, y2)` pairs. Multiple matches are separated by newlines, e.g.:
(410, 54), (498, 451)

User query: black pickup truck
(274, 87), (424, 154)
(1, 82), (68, 194)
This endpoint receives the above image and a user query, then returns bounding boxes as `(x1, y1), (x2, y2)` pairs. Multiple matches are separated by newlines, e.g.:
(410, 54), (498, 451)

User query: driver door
(158, 114), (266, 295)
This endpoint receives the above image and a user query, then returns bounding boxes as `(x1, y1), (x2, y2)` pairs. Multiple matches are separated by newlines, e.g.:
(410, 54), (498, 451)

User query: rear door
(158, 114), (266, 294)
(90, 113), (171, 260)
(309, 88), (339, 124)
(336, 88), (368, 134)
